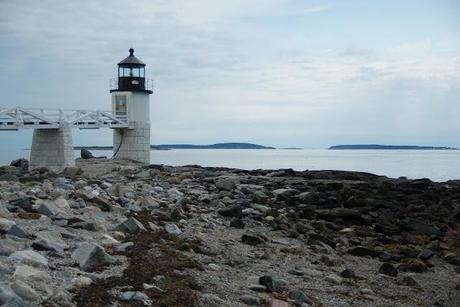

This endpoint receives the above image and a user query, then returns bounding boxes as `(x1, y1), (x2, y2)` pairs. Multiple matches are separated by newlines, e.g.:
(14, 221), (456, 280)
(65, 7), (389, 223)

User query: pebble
(208, 263), (220, 271)
(164, 223), (182, 235)
(119, 291), (150, 302)
(360, 288), (375, 295)
(325, 274), (343, 285)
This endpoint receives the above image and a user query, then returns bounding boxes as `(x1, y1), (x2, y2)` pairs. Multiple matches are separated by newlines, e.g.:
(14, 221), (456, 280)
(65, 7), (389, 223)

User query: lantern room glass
(118, 67), (145, 78)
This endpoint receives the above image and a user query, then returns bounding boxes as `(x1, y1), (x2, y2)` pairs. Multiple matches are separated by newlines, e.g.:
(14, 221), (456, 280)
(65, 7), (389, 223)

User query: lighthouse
(110, 48), (153, 164)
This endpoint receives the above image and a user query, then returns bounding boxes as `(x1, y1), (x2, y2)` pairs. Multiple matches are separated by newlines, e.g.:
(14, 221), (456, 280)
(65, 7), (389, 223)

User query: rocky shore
(0, 158), (459, 306)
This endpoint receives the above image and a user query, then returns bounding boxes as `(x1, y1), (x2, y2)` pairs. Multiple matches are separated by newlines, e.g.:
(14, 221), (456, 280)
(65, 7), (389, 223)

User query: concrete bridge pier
(30, 124), (75, 172)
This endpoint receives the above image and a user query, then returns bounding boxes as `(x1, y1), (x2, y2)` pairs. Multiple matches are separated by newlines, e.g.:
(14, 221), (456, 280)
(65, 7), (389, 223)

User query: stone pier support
(113, 122), (150, 164)
(30, 124), (75, 172)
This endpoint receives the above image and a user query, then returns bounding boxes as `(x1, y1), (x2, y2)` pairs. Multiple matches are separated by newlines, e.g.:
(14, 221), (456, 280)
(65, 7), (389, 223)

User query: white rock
(164, 223), (182, 235)
(10, 280), (41, 302)
(9, 250), (48, 268)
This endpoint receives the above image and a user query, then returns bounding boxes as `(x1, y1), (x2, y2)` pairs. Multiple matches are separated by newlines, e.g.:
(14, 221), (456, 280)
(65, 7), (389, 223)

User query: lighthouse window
(115, 96), (127, 115)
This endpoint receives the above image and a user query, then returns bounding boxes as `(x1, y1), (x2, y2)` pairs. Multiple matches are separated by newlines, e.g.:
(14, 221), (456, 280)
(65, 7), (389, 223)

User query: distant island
(329, 144), (458, 150)
(75, 142), (275, 150)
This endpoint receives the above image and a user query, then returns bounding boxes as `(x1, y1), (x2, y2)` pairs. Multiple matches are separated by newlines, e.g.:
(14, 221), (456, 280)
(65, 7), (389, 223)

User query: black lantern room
(110, 48), (153, 94)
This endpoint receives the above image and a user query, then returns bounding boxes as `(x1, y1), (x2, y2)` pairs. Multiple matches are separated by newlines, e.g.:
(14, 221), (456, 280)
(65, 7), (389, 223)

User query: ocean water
(2, 148), (460, 182)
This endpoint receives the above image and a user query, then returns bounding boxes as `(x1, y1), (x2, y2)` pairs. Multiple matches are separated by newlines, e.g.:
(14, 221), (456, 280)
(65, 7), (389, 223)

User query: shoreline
(0, 159), (459, 306)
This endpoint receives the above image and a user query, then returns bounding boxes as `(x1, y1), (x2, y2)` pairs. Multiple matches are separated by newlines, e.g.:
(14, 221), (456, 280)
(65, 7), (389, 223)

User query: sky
(0, 0), (459, 148)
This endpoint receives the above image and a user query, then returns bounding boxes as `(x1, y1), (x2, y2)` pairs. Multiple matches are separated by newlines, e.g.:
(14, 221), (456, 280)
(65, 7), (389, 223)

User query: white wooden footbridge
(0, 107), (128, 130)
(0, 48), (153, 171)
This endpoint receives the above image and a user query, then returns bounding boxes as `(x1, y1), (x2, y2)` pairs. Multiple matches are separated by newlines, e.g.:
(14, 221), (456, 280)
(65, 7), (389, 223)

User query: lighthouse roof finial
(118, 48), (145, 66)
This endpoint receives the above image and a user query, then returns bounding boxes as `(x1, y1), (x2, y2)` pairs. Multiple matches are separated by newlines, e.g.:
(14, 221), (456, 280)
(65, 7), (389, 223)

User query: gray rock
(0, 239), (18, 256)
(7, 225), (29, 239)
(253, 190), (269, 203)
(37, 201), (59, 217)
(340, 268), (357, 279)
(296, 191), (315, 203)
(325, 274), (343, 285)
(119, 291), (149, 302)
(10, 280), (41, 302)
(0, 218), (16, 234)
(80, 148), (94, 159)
(288, 289), (311, 304)
(33, 231), (68, 252)
(12, 265), (51, 296)
(347, 246), (381, 257)
(272, 188), (298, 200)
(114, 217), (146, 234)
(258, 275), (287, 292)
(164, 223), (182, 235)
(0, 286), (28, 307)
(10, 158), (29, 170)
(378, 262), (398, 277)
(9, 250), (48, 268)
(46, 290), (74, 307)
(242, 233), (267, 246)
(398, 275), (420, 287)
(71, 242), (114, 271)
(418, 249), (435, 261)
(248, 284), (267, 292)
(240, 295), (260, 305)
(218, 204), (243, 218)
(215, 178), (237, 191)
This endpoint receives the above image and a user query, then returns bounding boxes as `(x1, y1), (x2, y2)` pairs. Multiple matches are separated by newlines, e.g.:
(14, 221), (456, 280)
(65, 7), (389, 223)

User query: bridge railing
(0, 107), (129, 130)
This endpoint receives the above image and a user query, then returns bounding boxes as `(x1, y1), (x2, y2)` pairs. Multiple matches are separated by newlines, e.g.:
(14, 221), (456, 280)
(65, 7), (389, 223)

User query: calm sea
(2, 148), (459, 182)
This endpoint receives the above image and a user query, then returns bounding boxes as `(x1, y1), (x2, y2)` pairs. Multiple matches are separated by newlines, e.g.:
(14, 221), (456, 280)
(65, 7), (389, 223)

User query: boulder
(115, 217), (146, 234)
(37, 201), (59, 217)
(0, 218), (16, 234)
(7, 225), (29, 239)
(272, 188), (298, 201)
(13, 265), (51, 284)
(80, 148), (94, 159)
(10, 158), (29, 170)
(242, 233), (267, 246)
(218, 205), (243, 218)
(215, 178), (237, 191)
(61, 167), (82, 178)
(32, 231), (68, 253)
(378, 262), (398, 277)
(0, 286), (27, 307)
(71, 242), (114, 272)
(258, 275), (287, 292)
(9, 250), (48, 268)
(288, 289), (311, 304)
(10, 280), (41, 302)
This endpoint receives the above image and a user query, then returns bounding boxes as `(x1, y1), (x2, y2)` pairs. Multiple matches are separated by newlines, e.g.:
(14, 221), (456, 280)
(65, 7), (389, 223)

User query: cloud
(0, 0), (459, 148)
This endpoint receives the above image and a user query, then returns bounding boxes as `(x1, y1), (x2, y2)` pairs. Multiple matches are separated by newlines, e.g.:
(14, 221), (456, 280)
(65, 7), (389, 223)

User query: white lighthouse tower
(110, 48), (153, 164)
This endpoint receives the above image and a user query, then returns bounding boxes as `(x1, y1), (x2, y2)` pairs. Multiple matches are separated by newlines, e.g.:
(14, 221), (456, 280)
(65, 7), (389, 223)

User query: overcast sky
(1, 0), (460, 148)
